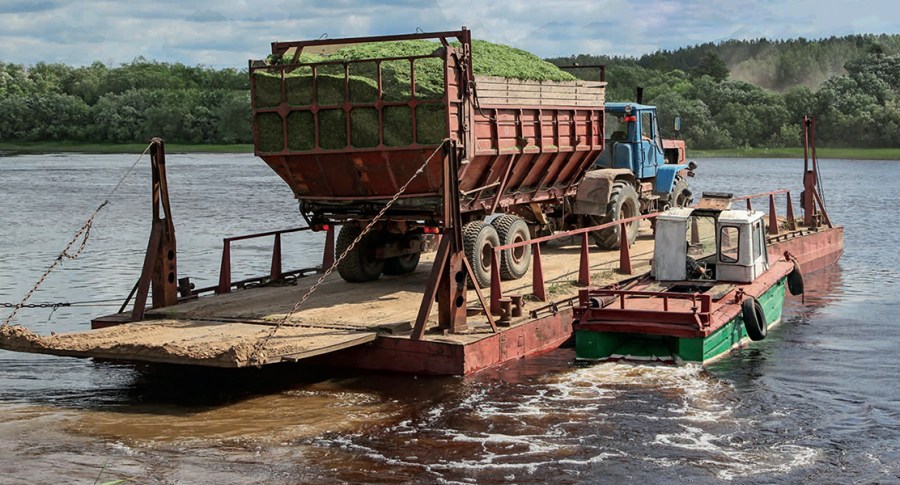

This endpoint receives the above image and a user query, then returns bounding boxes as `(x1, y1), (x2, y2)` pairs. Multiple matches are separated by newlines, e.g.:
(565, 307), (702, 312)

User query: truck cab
(597, 102), (691, 205)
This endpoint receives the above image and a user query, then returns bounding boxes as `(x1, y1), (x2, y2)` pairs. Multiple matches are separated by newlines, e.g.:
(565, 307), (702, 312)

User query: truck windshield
(606, 112), (628, 141)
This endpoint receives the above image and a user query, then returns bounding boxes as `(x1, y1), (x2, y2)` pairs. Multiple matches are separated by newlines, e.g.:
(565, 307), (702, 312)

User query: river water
(0, 153), (897, 484)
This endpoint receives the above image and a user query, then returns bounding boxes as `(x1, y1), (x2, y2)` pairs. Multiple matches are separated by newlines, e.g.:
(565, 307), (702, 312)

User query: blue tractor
(572, 102), (696, 249)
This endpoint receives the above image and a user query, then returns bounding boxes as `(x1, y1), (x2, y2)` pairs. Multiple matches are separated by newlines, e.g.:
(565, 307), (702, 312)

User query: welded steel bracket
(130, 138), (178, 321)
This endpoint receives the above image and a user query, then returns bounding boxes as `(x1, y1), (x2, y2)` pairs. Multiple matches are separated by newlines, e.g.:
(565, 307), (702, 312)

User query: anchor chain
(2, 143), (153, 327)
(248, 140), (450, 365)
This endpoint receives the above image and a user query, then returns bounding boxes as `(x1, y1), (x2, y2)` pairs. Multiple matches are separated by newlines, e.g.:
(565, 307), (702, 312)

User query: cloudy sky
(1, 0), (898, 67)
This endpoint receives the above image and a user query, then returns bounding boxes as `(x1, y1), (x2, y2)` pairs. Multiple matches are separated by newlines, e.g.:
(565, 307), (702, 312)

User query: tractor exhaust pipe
(636, 87), (644, 105)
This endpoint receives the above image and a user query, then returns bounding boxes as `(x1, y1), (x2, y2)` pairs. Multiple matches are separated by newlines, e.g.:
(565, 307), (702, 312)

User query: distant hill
(549, 34), (900, 92)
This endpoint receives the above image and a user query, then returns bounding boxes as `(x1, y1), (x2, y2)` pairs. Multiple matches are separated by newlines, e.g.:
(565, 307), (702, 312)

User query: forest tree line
(2, 34), (900, 148)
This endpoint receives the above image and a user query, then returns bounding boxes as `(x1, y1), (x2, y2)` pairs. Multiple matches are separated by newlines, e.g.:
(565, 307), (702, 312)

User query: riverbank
(2, 142), (898, 160)
(0, 142), (254, 155)
(692, 147), (900, 160)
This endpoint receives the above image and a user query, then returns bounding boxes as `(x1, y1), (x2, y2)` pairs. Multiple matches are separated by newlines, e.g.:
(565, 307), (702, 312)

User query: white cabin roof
(717, 209), (765, 225)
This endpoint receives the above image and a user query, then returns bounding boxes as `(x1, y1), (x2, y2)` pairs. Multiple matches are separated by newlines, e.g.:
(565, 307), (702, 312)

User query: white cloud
(0, 0), (897, 66)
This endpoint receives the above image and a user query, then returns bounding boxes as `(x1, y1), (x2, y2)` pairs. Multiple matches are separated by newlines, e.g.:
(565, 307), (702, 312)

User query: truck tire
(593, 182), (640, 250)
(670, 174), (693, 208)
(383, 236), (422, 275)
(336, 224), (384, 283)
(491, 215), (531, 280)
(463, 220), (499, 289)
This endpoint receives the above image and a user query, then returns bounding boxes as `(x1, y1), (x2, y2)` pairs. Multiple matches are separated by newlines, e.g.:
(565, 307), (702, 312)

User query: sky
(1, 0), (898, 67)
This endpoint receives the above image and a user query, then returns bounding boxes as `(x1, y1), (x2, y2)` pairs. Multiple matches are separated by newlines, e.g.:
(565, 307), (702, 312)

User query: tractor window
(606, 112), (627, 141)
(719, 225), (740, 263)
(641, 112), (652, 140)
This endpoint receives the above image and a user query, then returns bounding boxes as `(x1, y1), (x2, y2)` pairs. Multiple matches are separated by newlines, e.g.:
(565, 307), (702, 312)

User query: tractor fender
(573, 169), (635, 216)
(653, 164), (690, 195)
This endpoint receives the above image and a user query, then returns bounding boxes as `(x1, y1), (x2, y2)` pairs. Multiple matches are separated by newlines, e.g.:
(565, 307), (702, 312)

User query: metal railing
(210, 225), (336, 295)
(733, 189), (797, 235)
(575, 287), (713, 329)
(488, 213), (659, 315)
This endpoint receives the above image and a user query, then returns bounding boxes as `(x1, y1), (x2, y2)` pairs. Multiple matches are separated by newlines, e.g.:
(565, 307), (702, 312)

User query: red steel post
(768, 194), (779, 235)
(322, 225), (335, 270)
(746, 198), (752, 211)
(217, 241), (231, 294)
(270, 233), (283, 281)
(532, 243), (547, 301)
(619, 223), (632, 275)
(785, 191), (797, 231)
(579, 232), (591, 285)
(490, 250), (502, 315)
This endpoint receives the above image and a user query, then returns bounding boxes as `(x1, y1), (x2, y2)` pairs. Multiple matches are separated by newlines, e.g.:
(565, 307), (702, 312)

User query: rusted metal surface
(574, 260), (794, 339)
(249, 28), (605, 224)
(216, 226), (314, 294)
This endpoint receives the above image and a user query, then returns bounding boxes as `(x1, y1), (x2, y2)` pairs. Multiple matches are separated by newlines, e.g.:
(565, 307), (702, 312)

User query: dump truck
(250, 28), (613, 287)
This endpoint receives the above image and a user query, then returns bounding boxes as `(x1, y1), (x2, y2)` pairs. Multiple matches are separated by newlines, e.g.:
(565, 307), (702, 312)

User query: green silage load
(253, 39), (575, 151)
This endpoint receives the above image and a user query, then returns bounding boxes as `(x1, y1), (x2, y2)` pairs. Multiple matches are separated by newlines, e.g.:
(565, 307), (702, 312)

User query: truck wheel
(383, 236), (422, 275)
(463, 220), (499, 289)
(593, 182), (640, 250)
(336, 224), (384, 283)
(671, 174), (693, 208)
(491, 215), (531, 280)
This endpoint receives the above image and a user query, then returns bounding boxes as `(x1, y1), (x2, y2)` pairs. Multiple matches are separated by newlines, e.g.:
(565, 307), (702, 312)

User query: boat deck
(0, 235), (657, 369)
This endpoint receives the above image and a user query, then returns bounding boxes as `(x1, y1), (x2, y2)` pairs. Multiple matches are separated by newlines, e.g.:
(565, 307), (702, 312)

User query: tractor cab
(597, 102), (693, 204)
(652, 198), (770, 284)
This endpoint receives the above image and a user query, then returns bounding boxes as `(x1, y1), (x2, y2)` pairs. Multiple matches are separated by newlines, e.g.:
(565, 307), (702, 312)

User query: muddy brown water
(1, 153), (898, 483)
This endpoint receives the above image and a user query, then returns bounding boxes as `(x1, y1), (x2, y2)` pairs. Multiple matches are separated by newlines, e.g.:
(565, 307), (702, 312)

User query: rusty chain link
(2, 143), (153, 327)
(248, 140), (449, 365)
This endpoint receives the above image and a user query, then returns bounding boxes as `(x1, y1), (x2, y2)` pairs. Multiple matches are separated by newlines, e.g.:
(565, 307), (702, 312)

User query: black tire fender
(742, 296), (767, 341)
(787, 261), (805, 296)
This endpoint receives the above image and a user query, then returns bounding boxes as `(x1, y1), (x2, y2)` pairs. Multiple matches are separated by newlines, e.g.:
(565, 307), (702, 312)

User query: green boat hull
(575, 277), (787, 363)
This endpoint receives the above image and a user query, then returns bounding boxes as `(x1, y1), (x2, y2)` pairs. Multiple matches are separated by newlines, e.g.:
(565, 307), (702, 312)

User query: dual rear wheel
(462, 215), (532, 288)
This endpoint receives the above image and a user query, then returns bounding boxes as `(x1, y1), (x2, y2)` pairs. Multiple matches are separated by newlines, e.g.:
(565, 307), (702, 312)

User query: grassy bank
(0, 141), (254, 155)
(692, 147), (900, 160)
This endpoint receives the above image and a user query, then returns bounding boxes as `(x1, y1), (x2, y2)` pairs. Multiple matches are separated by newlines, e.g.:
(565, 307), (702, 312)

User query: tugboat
(573, 193), (805, 363)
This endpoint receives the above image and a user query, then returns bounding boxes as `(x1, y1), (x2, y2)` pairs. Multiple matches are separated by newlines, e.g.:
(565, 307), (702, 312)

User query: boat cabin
(652, 206), (769, 283)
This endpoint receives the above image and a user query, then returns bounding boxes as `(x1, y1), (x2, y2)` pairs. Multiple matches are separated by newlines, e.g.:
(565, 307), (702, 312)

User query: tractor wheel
(336, 224), (384, 283)
(491, 214), (531, 280)
(593, 182), (640, 250)
(383, 234), (422, 275)
(670, 174), (693, 208)
(463, 220), (499, 289)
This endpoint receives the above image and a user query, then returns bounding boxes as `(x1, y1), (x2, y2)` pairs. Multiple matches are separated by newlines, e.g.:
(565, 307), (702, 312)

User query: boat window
(752, 221), (763, 261)
(719, 225), (740, 263)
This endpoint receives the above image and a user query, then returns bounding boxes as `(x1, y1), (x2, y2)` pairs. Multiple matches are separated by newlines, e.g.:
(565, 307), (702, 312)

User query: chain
(2, 302), (70, 309)
(2, 143), (153, 327)
(248, 140), (449, 365)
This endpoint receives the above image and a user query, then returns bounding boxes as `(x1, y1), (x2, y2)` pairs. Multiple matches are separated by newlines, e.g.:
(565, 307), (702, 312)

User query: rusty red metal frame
(215, 225), (334, 295)
(574, 288), (713, 329)
(733, 189), (796, 234)
(489, 213), (660, 315)
(128, 138), (177, 321)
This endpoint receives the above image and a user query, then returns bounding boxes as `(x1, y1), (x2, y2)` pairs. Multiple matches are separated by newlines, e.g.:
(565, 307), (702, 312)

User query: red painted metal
(579, 233), (591, 285)
(217, 226), (312, 294)
(532, 243), (547, 301)
(768, 194), (779, 235)
(574, 260), (794, 339)
(270, 233), (283, 281)
(322, 225), (335, 269)
(490, 251), (502, 315)
(785, 192), (797, 231)
(619, 223), (632, 275)
(130, 139), (177, 322)
(250, 28), (605, 224)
